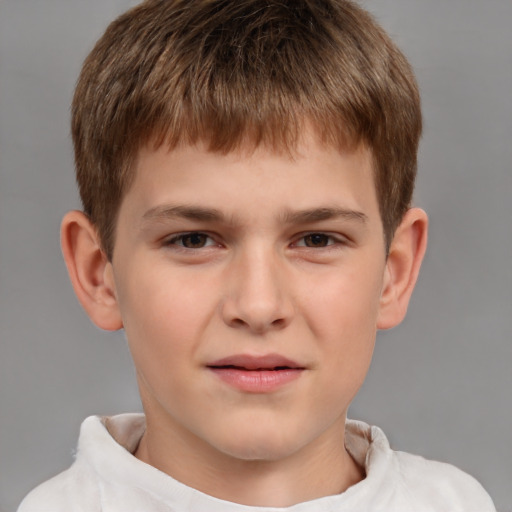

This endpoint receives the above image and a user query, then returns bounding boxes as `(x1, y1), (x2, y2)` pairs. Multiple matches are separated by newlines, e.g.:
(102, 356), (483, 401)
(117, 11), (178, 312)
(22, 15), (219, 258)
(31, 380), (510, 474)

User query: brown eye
(182, 233), (208, 248)
(303, 234), (330, 247)
(171, 233), (212, 248)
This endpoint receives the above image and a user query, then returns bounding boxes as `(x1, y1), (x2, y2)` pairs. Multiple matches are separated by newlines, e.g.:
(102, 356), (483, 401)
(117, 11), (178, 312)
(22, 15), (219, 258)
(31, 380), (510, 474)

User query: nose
(221, 246), (294, 334)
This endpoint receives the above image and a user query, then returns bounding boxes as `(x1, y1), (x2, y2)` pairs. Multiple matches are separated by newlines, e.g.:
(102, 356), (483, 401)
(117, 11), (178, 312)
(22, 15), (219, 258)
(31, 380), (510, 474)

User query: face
(109, 135), (389, 464)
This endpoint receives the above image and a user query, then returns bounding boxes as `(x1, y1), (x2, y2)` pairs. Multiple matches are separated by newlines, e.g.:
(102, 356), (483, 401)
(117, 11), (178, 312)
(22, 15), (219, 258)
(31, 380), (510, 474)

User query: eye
(295, 233), (336, 248)
(166, 232), (216, 249)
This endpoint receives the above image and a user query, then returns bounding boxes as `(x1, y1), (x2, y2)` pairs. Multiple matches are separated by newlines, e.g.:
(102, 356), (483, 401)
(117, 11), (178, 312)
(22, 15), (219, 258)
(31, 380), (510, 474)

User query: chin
(210, 425), (307, 462)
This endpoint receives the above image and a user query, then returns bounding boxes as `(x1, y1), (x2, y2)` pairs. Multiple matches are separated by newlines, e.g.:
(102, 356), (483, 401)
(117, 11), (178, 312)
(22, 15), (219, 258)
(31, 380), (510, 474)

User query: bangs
(72, 0), (421, 258)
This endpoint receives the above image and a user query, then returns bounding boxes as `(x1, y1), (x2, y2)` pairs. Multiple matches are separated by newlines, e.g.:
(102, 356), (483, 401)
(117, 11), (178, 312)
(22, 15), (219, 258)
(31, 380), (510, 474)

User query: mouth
(206, 354), (305, 393)
(207, 354), (304, 371)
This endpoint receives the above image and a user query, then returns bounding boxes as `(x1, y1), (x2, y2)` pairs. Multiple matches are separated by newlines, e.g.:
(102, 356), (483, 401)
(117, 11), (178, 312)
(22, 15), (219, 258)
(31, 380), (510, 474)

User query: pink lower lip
(208, 367), (303, 393)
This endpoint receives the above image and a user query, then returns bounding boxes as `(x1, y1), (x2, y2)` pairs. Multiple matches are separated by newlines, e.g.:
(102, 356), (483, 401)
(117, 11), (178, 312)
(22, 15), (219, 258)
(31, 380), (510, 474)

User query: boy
(18, 0), (496, 510)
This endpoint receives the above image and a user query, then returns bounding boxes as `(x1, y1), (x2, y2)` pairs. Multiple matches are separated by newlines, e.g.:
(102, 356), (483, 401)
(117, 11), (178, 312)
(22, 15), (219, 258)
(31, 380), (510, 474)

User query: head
(72, 0), (422, 259)
(62, 1), (427, 500)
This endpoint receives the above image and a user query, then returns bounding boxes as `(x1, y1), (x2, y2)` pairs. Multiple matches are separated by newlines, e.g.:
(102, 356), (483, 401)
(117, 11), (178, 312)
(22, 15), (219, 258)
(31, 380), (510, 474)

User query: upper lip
(207, 354), (304, 370)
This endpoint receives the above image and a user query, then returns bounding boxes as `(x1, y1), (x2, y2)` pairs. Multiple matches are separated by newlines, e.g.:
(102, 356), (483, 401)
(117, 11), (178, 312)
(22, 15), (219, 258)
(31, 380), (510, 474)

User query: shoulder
(392, 449), (496, 512)
(17, 463), (100, 512)
(346, 420), (496, 512)
(17, 414), (147, 511)
(16, 414), (128, 512)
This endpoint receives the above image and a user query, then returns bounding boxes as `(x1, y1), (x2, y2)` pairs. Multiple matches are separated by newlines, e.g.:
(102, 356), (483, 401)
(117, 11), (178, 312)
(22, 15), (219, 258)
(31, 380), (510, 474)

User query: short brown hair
(72, 0), (421, 259)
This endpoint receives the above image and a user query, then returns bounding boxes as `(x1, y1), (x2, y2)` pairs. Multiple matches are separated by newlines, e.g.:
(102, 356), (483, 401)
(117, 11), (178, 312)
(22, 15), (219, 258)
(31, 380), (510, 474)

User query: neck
(135, 415), (365, 507)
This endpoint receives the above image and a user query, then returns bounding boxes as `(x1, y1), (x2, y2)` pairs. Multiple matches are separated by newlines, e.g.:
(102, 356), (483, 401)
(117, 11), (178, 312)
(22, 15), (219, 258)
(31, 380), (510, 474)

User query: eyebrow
(281, 207), (368, 225)
(142, 205), (225, 223)
(142, 204), (367, 226)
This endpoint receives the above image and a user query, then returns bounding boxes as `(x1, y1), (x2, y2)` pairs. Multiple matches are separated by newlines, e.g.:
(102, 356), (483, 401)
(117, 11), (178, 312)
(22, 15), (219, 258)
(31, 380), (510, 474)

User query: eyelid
(160, 230), (350, 250)
(164, 231), (220, 249)
(292, 231), (350, 248)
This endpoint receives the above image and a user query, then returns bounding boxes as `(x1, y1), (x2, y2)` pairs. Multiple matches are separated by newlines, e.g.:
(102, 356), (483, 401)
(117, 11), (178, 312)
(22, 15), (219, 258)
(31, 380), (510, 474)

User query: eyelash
(164, 232), (347, 250)
(293, 233), (344, 248)
(165, 232), (219, 249)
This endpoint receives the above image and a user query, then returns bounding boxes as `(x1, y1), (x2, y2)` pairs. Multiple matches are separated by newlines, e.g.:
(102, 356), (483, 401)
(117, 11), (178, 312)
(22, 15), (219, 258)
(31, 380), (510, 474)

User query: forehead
(107, 137), (390, 269)
(116, 136), (383, 243)
(143, 140), (373, 204)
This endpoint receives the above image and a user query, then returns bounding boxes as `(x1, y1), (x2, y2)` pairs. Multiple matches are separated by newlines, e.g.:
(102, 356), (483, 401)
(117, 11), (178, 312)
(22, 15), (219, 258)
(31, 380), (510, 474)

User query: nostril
(228, 316), (287, 333)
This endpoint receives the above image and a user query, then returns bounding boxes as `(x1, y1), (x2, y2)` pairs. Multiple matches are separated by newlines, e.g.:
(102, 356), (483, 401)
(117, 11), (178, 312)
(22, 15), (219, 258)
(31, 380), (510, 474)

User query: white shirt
(18, 414), (496, 512)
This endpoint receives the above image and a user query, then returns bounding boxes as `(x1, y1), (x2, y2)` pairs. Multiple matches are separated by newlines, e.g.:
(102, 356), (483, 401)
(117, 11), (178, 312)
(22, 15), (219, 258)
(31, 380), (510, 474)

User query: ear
(61, 210), (123, 331)
(377, 208), (428, 330)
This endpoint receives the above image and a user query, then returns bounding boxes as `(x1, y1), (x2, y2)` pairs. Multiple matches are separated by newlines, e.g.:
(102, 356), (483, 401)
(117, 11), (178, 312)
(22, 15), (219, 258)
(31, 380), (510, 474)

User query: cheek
(302, 262), (383, 386)
(115, 266), (213, 381)
(304, 262), (383, 338)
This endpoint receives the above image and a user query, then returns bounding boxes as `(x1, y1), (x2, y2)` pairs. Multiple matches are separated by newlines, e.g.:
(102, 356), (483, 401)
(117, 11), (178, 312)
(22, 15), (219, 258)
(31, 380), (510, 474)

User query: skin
(61, 133), (427, 507)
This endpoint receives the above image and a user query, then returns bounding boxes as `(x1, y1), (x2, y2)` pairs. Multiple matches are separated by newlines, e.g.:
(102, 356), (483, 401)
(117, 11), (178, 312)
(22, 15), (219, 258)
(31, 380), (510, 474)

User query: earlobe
(377, 208), (428, 330)
(61, 211), (123, 331)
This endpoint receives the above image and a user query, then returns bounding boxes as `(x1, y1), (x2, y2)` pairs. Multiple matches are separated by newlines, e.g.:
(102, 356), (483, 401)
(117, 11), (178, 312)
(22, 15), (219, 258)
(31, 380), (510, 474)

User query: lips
(207, 354), (304, 371)
(207, 354), (305, 393)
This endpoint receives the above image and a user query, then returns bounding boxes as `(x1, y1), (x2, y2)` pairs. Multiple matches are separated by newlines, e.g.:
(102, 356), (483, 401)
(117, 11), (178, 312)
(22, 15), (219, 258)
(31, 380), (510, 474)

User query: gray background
(1, 1), (511, 511)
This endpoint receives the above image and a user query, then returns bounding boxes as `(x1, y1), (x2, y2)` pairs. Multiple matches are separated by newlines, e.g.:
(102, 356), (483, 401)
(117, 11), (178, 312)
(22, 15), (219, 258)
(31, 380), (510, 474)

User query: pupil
(184, 234), (206, 248)
(307, 234), (328, 247)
